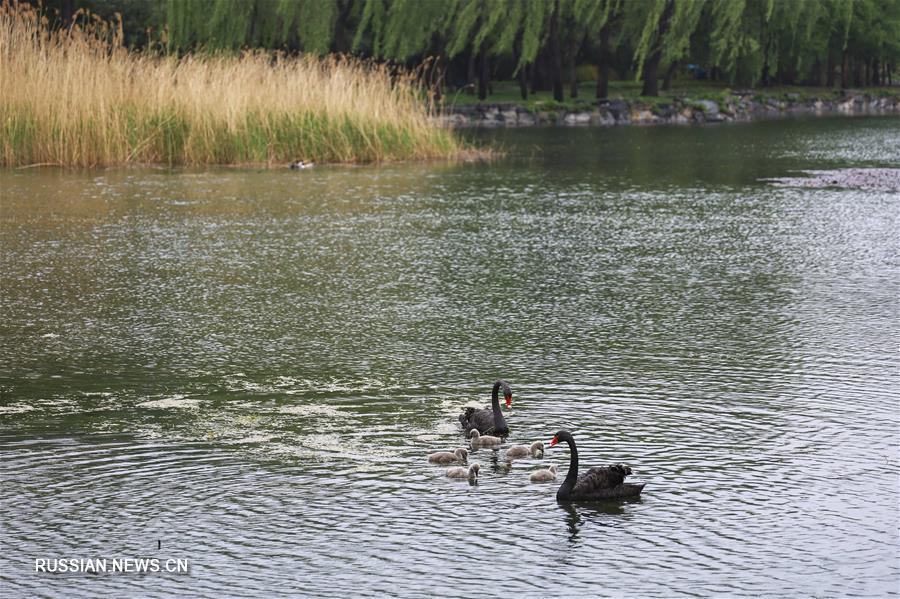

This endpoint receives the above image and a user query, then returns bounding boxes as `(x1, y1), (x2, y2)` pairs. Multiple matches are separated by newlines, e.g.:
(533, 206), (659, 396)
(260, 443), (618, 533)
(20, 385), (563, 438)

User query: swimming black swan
(428, 447), (468, 464)
(458, 380), (512, 435)
(506, 441), (544, 459)
(446, 463), (480, 480)
(549, 430), (644, 501)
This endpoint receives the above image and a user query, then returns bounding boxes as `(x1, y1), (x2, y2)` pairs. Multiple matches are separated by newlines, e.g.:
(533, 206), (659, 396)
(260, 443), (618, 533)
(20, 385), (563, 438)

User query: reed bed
(0, 3), (467, 167)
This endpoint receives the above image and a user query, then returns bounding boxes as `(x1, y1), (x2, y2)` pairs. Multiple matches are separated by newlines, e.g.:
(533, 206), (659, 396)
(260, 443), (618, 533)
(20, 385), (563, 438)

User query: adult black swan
(549, 430), (644, 501)
(458, 380), (512, 436)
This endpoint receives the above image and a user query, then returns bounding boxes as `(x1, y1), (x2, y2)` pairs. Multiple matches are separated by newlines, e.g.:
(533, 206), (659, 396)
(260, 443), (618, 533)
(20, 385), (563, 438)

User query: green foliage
(167, 0), (340, 53)
(575, 63), (598, 82)
(159, 0), (900, 90)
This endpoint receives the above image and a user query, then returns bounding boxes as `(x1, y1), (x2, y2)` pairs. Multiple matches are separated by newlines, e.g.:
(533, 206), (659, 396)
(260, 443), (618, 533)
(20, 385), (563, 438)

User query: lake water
(2, 117), (898, 598)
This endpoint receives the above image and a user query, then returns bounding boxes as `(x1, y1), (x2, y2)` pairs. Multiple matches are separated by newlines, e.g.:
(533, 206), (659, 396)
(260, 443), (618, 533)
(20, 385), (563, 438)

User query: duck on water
(549, 430), (644, 502)
(459, 380), (512, 436)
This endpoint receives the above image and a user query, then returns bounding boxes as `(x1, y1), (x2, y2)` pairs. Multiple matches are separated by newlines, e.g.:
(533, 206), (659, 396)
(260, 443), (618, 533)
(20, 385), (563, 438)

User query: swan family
(431, 379), (645, 502)
(458, 380), (511, 435)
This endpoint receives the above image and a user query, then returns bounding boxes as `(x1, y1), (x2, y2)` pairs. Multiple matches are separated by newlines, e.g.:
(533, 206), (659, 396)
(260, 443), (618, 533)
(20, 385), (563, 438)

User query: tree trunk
(514, 36), (528, 100)
(477, 48), (489, 100)
(662, 61), (678, 91)
(641, 0), (675, 97)
(569, 61), (578, 98)
(872, 59), (880, 86)
(826, 50), (836, 87)
(642, 60), (660, 96)
(841, 50), (849, 88)
(778, 63), (796, 86)
(466, 50), (477, 94)
(549, 0), (564, 101)
(519, 66), (528, 100)
(596, 24), (610, 99)
(566, 30), (582, 99)
(811, 57), (822, 86)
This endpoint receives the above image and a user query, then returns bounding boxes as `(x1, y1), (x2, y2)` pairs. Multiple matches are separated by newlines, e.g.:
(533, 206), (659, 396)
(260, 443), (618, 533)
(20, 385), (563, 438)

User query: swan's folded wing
(573, 465), (630, 493)
(461, 407), (493, 432)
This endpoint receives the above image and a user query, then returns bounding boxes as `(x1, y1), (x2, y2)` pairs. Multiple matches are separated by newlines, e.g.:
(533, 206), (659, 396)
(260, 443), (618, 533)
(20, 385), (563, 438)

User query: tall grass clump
(0, 2), (468, 167)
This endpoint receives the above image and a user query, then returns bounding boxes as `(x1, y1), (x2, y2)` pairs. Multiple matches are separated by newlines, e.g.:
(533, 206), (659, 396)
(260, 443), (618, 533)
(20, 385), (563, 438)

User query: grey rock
(590, 110), (615, 126)
(563, 111), (591, 125)
(517, 112), (536, 126)
(695, 99), (720, 114)
(655, 104), (676, 118)
(606, 99), (629, 120)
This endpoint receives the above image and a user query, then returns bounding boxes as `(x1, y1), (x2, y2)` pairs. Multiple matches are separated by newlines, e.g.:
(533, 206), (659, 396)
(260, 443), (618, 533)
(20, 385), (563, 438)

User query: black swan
(458, 380), (512, 435)
(446, 463), (480, 480)
(428, 447), (468, 464)
(529, 464), (558, 483)
(506, 441), (544, 459)
(549, 430), (644, 501)
(469, 429), (501, 448)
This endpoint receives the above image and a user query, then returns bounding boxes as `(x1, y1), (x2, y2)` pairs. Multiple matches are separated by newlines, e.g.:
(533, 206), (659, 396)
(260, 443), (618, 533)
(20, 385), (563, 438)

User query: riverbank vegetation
(445, 78), (899, 111)
(4, 1), (898, 167)
(0, 2), (465, 168)
(154, 0), (899, 101)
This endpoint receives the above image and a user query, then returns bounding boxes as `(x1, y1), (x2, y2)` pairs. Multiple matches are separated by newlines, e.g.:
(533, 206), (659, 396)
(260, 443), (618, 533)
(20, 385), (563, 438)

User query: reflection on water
(560, 500), (635, 546)
(1, 117), (898, 598)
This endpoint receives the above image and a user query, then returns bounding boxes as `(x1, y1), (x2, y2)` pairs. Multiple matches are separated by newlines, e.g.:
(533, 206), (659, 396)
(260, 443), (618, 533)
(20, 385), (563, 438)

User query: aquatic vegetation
(0, 3), (469, 167)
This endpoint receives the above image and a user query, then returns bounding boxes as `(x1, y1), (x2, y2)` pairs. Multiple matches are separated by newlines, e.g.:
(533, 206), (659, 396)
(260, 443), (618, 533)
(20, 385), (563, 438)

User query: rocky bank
(437, 90), (900, 128)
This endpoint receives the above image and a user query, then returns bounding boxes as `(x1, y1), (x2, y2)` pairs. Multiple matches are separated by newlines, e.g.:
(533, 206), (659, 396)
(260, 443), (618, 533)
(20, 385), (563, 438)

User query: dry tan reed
(0, 2), (466, 167)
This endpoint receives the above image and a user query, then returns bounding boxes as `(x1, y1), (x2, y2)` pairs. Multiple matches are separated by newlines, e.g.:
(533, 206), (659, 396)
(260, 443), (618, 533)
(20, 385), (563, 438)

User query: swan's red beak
(505, 394), (512, 409)
(550, 436), (558, 447)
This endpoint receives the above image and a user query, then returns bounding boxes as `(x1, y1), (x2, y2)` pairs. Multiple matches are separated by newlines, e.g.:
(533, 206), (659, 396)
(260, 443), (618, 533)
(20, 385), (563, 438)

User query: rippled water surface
(2, 117), (898, 597)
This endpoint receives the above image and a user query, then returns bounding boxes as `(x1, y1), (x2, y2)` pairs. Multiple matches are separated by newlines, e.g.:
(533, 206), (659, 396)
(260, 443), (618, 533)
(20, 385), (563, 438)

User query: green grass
(442, 79), (898, 112)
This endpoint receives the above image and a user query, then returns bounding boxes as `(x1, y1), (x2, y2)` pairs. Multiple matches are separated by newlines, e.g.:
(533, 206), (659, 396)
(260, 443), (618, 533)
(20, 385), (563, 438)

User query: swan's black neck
(557, 431), (579, 499)
(490, 380), (509, 433)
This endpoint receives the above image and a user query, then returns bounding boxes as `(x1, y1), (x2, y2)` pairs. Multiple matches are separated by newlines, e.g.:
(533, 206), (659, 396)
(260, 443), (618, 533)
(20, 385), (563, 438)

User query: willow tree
(352, 0), (457, 97)
(704, 0), (855, 87)
(353, 0), (455, 60)
(489, 0), (552, 99)
(480, 0), (561, 100)
(659, 0), (705, 88)
(625, 0), (706, 96)
(165, 0), (343, 53)
(705, 0), (766, 86)
(573, 0), (619, 98)
(844, 0), (900, 86)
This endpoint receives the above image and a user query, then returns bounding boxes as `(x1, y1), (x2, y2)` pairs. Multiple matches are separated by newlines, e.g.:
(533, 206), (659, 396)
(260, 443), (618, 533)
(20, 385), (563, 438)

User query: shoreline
(437, 90), (900, 128)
